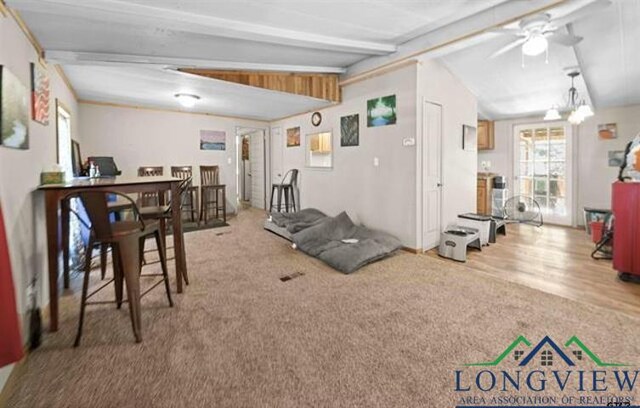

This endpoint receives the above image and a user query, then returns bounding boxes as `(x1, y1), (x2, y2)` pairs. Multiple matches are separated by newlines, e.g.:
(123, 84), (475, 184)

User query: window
(306, 131), (332, 168)
(573, 350), (583, 361)
(514, 350), (524, 361)
(56, 101), (72, 179)
(541, 350), (553, 366)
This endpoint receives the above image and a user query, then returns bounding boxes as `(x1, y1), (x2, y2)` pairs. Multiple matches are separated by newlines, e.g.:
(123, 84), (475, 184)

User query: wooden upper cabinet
(477, 120), (495, 150)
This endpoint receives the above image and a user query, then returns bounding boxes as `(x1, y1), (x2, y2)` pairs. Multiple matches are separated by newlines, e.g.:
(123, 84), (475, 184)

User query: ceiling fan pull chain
(545, 47), (549, 64)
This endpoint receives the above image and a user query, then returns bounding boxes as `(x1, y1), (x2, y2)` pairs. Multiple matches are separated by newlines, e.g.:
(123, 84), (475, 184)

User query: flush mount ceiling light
(174, 93), (200, 108)
(543, 71), (594, 125)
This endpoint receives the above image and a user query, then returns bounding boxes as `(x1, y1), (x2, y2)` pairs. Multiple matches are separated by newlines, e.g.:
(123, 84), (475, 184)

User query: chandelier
(544, 71), (593, 125)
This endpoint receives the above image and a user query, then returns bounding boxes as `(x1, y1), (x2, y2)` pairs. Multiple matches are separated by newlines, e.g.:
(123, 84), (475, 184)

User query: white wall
(79, 103), (268, 213)
(417, 59), (478, 246)
(271, 64), (419, 247)
(0, 13), (79, 391)
(270, 61), (478, 249)
(577, 105), (640, 215)
(478, 105), (640, 226)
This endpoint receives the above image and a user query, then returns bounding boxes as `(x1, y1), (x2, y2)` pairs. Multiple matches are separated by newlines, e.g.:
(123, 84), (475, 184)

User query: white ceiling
(572, 0), (640, 108)
(6, 0), (640, 120)
(62, 65), (334, 121)
(440, 0), (640, 119)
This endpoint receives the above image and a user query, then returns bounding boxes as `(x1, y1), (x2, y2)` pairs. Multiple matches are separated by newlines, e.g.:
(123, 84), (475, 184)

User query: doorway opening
(235, 126), (267, 211)
(421, 100), (443, 251)
(513, 122), (573, 226)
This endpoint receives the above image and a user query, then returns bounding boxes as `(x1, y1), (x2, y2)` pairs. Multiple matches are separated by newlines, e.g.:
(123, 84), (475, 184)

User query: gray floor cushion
(292, 212), (402, 274)
(270, 208), (328, 233)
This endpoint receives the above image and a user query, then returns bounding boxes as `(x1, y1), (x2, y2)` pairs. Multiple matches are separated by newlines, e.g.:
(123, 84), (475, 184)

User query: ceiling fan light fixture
(544, 107), (561, 121)
(522, 33), (548, 56)
(175, 93), (200, 108)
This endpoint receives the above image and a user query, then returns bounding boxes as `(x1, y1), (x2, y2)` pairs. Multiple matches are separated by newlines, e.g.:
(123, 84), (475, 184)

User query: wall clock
(311, 111), (322, 127)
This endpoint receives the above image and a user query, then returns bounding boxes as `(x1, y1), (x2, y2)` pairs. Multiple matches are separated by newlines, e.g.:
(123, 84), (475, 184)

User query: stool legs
(118, 237), (142, 343)
(100, 244), (108, 280)
(154, 230), (173, 308)
(277, 186), (283, 212)
(291, 187), (297, 212)
(269, 185), (277, 212)
(74, 237), (95, 347)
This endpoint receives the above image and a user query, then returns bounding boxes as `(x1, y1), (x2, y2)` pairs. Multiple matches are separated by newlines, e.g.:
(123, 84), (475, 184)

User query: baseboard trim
(402, 246), (420, 254)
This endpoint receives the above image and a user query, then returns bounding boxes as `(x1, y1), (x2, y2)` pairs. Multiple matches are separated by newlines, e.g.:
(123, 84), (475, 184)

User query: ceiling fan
(489, 0), (611, 59)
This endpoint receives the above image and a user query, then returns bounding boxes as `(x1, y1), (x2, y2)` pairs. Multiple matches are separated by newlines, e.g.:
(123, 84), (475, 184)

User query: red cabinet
(612, 181), (640, 281)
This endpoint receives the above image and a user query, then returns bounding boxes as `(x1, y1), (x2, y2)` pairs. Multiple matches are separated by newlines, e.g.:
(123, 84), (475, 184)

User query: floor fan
(503, 196), (544, 227)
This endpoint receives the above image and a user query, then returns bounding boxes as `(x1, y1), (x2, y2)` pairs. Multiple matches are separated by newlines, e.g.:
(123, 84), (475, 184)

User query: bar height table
(38, 176), (188, 332)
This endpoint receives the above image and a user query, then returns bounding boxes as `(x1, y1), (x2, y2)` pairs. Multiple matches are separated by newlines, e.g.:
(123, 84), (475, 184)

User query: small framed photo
(598, 123), (617, 139)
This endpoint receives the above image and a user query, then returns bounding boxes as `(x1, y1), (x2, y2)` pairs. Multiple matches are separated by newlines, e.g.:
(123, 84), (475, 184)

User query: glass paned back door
(514, 123), (572, 225)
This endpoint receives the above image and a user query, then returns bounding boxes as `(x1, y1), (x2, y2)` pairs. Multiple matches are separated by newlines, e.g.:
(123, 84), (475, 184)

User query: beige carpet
(5, 209), (640, 407)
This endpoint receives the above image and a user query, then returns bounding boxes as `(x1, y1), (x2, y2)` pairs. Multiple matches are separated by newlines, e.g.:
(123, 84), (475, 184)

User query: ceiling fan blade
(547, 32), (584, 46)
(490, 38), (527, 58)
(552, 0), (612, 27)
(488, 28), (525, 36)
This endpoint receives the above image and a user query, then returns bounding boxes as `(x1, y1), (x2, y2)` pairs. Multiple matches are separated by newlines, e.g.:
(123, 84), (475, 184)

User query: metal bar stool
(269, 169), (298, 213)
(71, 190), (173, 346)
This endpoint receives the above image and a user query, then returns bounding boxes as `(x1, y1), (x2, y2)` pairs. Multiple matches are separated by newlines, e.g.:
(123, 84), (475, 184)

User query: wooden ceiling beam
(181, 69), (341, 103)
(7, 0), (396, 55)
(45, 50), (347, 74)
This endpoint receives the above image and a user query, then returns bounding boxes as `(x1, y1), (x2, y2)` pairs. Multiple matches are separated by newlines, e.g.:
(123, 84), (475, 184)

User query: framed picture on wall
(0, 66), (30, 150)
(598, 123), (617, 139)
(287, 126), (300, 147)
(340, 114), (359, 147)
(31, 62), (50, 126)
(462, 124), (477, 151)
(608, 150), (625, 167)
(200, 130), (226, 150)
(367, 95), (396, 127)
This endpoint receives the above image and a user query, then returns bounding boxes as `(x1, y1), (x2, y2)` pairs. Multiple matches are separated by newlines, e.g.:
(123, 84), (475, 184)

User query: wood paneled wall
(180, 69), (341, 102)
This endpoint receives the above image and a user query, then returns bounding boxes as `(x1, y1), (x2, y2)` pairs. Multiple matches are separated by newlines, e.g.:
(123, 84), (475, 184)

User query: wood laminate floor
(427, 222), (640, 317)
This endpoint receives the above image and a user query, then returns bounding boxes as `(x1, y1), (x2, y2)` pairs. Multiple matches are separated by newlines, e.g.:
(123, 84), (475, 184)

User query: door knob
(437, 183), (442, 187)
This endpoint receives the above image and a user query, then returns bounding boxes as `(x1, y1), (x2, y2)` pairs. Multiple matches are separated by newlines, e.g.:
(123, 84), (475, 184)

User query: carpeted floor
(5, 208), (640, 407)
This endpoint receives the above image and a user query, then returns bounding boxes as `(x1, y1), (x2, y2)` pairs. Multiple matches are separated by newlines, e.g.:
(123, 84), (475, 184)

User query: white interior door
(514, 123), (573, 225)
(270, 127), (283, 184)
(422, 101), (443, 250)
(249, 130), (266, 209)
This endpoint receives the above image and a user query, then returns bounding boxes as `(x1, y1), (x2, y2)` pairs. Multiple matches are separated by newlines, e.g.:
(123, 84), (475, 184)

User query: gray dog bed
(292, 212), (402, 274)
(264, 208), (328, 241)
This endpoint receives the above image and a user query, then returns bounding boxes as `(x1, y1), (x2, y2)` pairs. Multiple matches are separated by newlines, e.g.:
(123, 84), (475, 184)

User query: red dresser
(612, 181), (640, 281)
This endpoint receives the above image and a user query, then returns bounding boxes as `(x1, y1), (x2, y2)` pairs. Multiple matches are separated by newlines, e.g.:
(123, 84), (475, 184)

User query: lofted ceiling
(5, 0), (639, 120)
(440, 0), (640, 119)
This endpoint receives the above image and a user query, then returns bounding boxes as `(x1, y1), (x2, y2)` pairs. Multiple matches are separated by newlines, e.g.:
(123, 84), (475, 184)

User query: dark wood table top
(38, 176), (182, 190)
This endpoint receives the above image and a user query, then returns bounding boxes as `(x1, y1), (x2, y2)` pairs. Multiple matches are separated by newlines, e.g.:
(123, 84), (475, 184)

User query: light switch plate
(373, 157), (379, 167)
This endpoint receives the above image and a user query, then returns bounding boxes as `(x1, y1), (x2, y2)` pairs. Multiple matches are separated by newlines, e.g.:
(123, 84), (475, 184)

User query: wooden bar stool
(170, 166), (198, 223)
(138, 177), (192, 286)
(71, 190), (173, 346)
(138, 166), (164, 207)
(199, 166), (226, 224)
